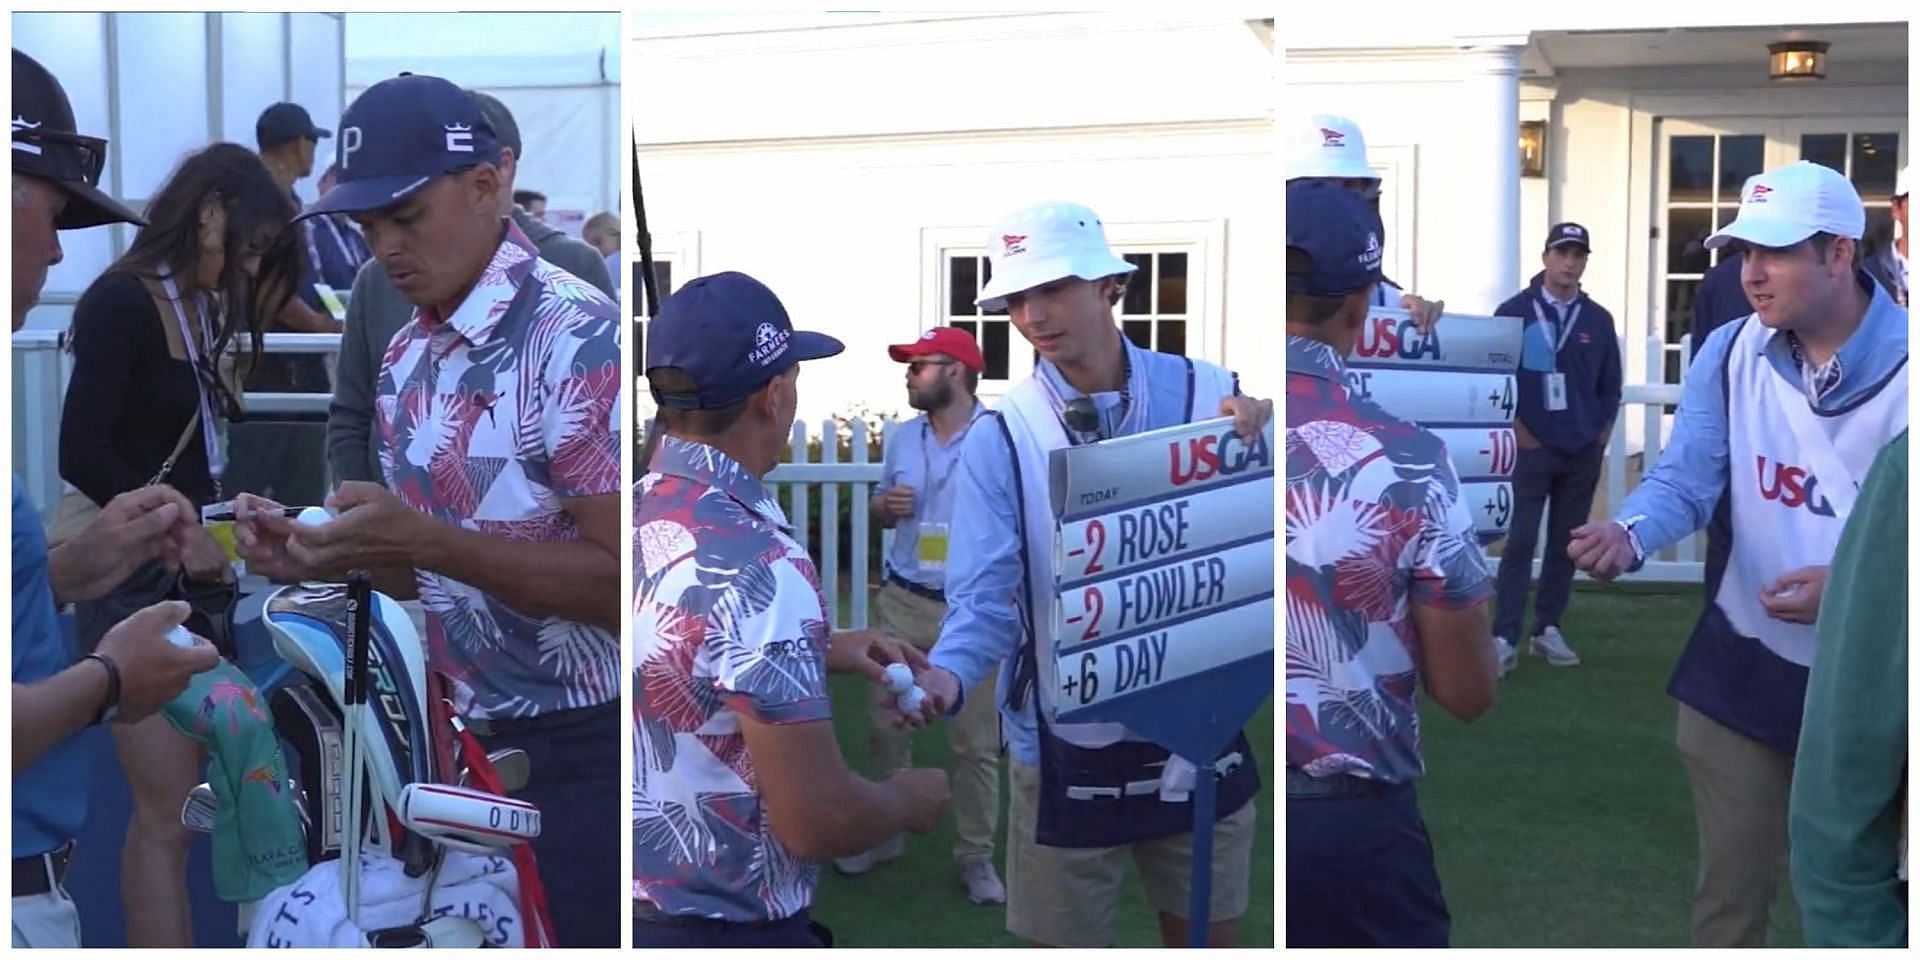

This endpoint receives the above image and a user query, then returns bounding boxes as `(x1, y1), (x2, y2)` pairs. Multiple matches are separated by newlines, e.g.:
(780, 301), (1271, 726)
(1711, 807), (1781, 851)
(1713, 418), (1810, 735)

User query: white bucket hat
(975, 201), (1136, 311)
(1704, 160), (1866, 251)
(1287, 114), (1379, 182)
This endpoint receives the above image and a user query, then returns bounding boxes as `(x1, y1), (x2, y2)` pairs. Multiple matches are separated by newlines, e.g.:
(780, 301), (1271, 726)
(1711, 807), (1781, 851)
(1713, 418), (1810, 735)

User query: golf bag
(254, 579), (556, 947)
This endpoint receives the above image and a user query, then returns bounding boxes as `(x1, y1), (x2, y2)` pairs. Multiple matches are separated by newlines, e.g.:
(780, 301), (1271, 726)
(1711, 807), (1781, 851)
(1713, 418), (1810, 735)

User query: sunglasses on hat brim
(13, 128), (108, 189)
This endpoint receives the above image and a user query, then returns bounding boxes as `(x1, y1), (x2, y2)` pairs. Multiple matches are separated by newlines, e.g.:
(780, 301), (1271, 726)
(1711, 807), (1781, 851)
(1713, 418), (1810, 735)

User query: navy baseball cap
(1286, 180), (1384, 297)
(646, 272), (845, 410)
(1545, 222), (1591, 252)
(299, 74), (501, 220)
(255, 102), (330, 151)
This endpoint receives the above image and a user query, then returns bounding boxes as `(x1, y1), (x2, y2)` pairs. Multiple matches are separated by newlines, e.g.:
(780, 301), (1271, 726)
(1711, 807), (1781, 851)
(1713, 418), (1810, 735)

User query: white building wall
(635, 14), (1277, 423)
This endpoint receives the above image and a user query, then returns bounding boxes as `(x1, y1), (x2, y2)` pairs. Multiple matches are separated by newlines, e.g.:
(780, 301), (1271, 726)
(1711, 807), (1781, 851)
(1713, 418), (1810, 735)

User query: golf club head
(365, 915), (488, 948)
(182, 779), (307, 838)
(182, 782), (217, 833)
(461, 748), (530, 794)
(398, 782), (540, 854)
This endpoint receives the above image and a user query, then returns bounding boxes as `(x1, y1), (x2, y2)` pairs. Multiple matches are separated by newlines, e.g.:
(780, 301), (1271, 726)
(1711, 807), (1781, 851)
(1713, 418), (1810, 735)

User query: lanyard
(159, 271), (225, 485)
(1529, 294), (1582, 369)
(306, 216), (366, 282)
(916, 403), (984, 519)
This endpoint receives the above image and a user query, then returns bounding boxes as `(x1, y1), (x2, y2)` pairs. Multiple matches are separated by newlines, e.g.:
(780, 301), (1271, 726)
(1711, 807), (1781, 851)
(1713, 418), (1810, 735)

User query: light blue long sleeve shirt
(930, 347), (1239, 767)
(881, 403), (985, 591)
(1616, 274), (1908, 554)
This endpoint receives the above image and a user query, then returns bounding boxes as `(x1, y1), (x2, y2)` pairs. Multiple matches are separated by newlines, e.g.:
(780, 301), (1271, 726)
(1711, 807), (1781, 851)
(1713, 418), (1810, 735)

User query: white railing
(681, 345), (1712, 630)
(11, 330), (342, 516)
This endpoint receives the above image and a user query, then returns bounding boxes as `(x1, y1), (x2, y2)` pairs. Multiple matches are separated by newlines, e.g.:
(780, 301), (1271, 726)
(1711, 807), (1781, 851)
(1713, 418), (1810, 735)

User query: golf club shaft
(345, 571), (373, 924)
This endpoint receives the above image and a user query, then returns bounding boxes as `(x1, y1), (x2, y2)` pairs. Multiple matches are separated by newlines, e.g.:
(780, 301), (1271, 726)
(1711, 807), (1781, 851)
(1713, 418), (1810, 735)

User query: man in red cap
(835, 326), (1007, 904)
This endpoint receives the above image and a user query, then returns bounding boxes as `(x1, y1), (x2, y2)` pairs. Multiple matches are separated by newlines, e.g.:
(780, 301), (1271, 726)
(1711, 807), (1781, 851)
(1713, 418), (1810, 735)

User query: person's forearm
(869, 493), (897, 529)
(416, 524), (618, 631)
(46, 542), (109, 608)
(791, 770), (915, 861)
(12, 666), (109, 773)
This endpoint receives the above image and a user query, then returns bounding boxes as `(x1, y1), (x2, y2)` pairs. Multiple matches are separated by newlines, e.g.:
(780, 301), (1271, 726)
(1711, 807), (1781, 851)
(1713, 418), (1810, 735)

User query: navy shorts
(1286, 779), (1450, 947)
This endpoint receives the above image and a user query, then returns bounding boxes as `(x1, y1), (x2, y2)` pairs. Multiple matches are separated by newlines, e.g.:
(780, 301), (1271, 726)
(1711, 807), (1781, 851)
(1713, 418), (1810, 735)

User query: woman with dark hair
(57, 141), (299, 947)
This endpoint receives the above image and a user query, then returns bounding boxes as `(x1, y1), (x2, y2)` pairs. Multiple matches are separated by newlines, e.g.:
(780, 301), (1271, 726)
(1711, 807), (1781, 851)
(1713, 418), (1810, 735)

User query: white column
(1455, 44), (1522, 315)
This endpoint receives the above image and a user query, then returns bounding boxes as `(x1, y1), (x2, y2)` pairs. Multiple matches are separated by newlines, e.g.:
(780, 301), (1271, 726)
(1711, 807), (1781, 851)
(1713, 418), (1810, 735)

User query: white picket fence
(740, 341), (1710, 627)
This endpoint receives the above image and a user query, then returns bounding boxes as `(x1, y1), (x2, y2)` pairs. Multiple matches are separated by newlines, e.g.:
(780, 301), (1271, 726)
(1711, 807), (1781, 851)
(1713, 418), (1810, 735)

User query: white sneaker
(957, 856), (1006, 905)
(833, 834), (905, 875)
(1530, 627), (1581, 666)
(1493, 636), (1518, 676)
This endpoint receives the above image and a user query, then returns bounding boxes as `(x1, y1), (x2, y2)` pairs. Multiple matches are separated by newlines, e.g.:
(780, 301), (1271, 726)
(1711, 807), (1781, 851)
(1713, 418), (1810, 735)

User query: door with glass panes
(1656, 118), (1906, 389)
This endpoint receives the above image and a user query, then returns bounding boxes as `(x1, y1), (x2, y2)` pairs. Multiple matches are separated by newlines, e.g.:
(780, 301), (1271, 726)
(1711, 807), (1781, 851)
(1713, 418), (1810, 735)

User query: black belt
(463, 699), (618, 738)
(13, 843), (74, 898)
(1286, 768), (1398, 799)
(885, 572), (945, 604)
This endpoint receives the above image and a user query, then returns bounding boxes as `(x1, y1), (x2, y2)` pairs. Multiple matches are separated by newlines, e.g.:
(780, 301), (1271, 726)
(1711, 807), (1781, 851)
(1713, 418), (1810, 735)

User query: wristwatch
(1613, 515), (1649, 573)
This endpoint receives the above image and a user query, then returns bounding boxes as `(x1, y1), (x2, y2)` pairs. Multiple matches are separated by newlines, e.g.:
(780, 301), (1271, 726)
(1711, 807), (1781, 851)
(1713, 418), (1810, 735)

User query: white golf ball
(166, 626), (196, 649)
(883, 663), (914, 695)
(296, 506), (334, 527)
(897, 686), (927, 715)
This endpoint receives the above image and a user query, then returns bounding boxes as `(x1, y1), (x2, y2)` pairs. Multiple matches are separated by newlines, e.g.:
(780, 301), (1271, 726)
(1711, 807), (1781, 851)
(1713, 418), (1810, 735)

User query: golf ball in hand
(296, 506), (334, 526)
(166, 626), (196, 649)
(883, 662), (914, 695)
(897, 685), (927, 715)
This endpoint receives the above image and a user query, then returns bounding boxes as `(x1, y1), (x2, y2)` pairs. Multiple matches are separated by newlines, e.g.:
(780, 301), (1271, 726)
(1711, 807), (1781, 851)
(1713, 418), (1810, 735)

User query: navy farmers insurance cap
(646, 272), (845, 409)
(1286, 180), (1384, 297)
(299, 74), (501, 220)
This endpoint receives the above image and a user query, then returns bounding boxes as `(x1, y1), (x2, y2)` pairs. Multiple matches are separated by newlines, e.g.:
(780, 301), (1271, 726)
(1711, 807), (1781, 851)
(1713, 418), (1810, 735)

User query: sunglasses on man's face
(907, 359), (955, 375)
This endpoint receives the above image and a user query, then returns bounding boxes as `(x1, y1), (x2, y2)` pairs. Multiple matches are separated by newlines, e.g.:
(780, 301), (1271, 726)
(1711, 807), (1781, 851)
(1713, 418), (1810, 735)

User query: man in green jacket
(1789, 428), (1908, 948)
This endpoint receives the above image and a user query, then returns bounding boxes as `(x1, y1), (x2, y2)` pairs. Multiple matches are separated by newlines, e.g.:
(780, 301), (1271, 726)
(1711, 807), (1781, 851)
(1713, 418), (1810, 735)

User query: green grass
(811, 672), (1276, 948)
(1417, 583), (1804, 948)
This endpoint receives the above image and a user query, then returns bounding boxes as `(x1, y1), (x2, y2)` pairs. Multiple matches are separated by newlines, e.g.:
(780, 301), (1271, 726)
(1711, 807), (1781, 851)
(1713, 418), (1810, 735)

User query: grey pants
(1492, 441), (1604, 640)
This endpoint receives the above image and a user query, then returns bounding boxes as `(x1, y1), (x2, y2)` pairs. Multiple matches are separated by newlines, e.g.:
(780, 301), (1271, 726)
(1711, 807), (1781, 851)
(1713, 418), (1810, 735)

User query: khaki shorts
(1004, 760), (1257, 947)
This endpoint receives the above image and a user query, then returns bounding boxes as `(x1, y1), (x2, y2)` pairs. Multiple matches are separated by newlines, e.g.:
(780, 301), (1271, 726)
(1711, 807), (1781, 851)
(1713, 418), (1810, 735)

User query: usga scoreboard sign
(1046, 416), (1275, 763)
(1345, 307), (1523, 543)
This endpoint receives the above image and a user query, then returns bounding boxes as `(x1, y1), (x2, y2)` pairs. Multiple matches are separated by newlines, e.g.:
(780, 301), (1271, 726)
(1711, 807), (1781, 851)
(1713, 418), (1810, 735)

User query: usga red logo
(1002, 234), (1027, 255)
(1755, 455), (1834, 517)
(1320, 127), (1345, 147)
(1749, 184), (1773, 204)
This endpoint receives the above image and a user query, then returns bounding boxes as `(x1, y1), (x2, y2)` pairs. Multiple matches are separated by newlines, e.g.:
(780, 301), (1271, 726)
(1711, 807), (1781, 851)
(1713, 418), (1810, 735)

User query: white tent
(344, 12), (622, 239)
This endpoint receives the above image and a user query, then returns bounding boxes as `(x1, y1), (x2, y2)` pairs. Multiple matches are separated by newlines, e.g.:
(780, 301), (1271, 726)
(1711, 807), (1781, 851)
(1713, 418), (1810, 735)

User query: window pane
(1668, 135), (1713, 204)
(1851, 133), (1900, 196)
(1157, 320), (1187, 357)
(1718, 136), (1763, 203)
(983, 319), (1011, 380)
(1664, 279), (1699, 345)
(1158, 253), (1188, 314)
(1123, 320), (1153, 350)
(633, 262), (671, 317)
(1121, 254), (1153, 315)
(1801, 133), (1846, 175)
(1666, 208), (1713, 275)
(949, 256), (978, 316)
(1866, 206), (1894, 255)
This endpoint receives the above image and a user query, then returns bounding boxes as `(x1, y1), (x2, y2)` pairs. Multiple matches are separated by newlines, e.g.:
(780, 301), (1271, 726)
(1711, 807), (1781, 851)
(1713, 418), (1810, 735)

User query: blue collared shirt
(13, 477), (90, 857)
(1617, 273), (1908, 554)
(930, 345), (1239, 767)
(881, 403), (984, 591)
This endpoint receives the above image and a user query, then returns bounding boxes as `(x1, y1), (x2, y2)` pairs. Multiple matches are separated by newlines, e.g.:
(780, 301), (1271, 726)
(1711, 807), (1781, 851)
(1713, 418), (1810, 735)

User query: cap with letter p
(300, 73), (501, 220)
(1705, 160), (1865, 251)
